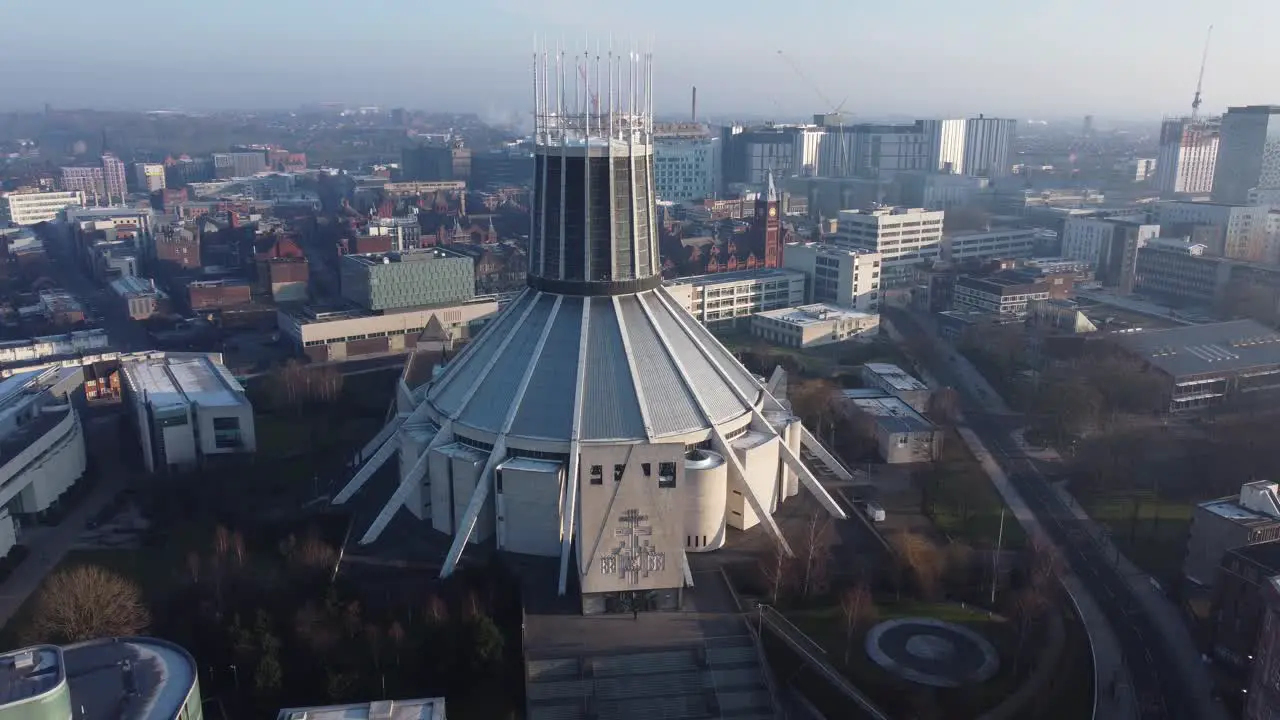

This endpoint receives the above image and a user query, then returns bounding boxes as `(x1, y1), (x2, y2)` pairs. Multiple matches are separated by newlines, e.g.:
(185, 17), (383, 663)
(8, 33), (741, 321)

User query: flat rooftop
(122, 354), (246, 410)
(278, 698), (446, 720)
(756, 303), (877, 327)
(665, 267), (804, 287)
(849, 395), (935, 433)
(62, 638), (197, 720)
(864, 363), (929, 392)
(0, 645), (62, 706)
(1114, 319), (1280, 378)
(344, 248), (467, 267)
(1199, 498), (1278, 525)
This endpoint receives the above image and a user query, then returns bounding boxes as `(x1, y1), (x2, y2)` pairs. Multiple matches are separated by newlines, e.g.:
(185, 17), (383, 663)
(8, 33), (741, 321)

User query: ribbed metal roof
(425, 287), (759, 443)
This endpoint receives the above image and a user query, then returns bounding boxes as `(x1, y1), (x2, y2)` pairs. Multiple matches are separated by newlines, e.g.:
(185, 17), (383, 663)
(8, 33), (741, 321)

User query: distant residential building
(340, 248), (474, 312)
(278, 698), (446, 720)
(153, 225), (201, 273)
(1213, 105), (1280, 204)
(861, 362), (931, 413)
(1119, 157), (1157, 182)
(1133, 237), (1222, 306)
(1156, 117), (1220, 194)
(59, 166), (105, 202)
(654, 130), (720, 202)
(101, 153), (127, 203)
(782, 242), (882, 312)
(751, 303), (880, 348)
(941, 227), (1037, 263)
(894, 172), (988, 211)
(831, 206), (944, 286)
(952, 272), (1050, 317)
(1153, 201), (1269, 262)
(366, 216), (422, 252)
(1186, 481), (1280, 588)
(664, 268), (806, 327)
(401, 144), (470, 182)
(134, 162), (167, 192)
(212, 151), (267, 179)
(120, 353), (256, 473)
(843, 392), (942, 463)
(963, 116), (1016, 178)
(1113, 319), (1280, 413)
(277, 297), (502, 362)
(2, 190), (85, 225)
(0, 367), (86, 547)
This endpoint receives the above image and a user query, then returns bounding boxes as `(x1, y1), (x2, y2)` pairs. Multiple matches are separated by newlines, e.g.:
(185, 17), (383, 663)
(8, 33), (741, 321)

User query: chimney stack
(692, 86), (697, 123)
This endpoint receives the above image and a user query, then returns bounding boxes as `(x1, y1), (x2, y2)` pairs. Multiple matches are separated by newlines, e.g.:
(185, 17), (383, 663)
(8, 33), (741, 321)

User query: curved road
(885, 306), (1214, 720)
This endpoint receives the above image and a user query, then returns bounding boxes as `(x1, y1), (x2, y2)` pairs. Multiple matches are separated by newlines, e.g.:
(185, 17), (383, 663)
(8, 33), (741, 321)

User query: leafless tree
(268, 360), (345, 412)
(282, 531), (339, 576)
(759, 539), (794, 606)
(888, 531), (946, 601)
(789, 378), (841, 441)
(798, 510), (834, 600)
(839, 583), (876, 665)
(1008, 586), (1047, 673)
(28, 565), (150, 643)
(425, 594), (448, 624)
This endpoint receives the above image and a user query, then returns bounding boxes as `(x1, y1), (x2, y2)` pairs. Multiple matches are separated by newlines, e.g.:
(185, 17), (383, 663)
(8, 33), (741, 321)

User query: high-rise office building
(1154, 200), (1270, 262)
(212, 151), (267, 179)
(921, 119), (967, 174)
(60, 166), (105, 203)
(832, 206), (944, 286)
(1213, 105), (1280, 204)
(1156, 117), (1220, 194)
(963, 116), (1016, 178)
(101, 153), (127, 203)
(339, 49), (844, 616)
(653, 125), (720, 202)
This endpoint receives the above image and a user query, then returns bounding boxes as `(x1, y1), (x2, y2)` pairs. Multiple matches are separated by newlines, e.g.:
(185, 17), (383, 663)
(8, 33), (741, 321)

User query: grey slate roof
(425, 287), (760, 443)
(1114, 319), (1280, 379)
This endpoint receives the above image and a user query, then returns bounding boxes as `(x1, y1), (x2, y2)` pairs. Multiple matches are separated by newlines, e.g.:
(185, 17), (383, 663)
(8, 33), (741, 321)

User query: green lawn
(923, 432), (1027, 550)
(1081, 492), (1192, 582)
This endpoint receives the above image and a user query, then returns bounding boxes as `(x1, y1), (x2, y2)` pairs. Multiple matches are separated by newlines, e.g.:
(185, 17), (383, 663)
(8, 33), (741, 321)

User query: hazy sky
(1, 0), (1273, 121)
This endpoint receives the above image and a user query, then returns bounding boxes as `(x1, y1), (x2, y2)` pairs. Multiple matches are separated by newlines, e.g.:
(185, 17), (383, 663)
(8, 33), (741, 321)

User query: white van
(864, 501), (886, 523)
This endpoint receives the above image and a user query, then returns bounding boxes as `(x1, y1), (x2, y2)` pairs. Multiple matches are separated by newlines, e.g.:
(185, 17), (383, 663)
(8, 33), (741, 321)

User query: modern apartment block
(952, 272), (1050, 317)
(830, 206), (943, 286)
(654, 127), (720, 202)
(340, 248), (474, 312)
(365, 216), (422, 252)
(782, 241), (882, 311)
(1213, 106), (1280, 204)
(120, 353), (256, 474)
(752, 303), (880, 348)
(2, 190), (85, 225)
(134, 162), (166, 192)
(212, 151), (268, 179)
(664, 268), (806, 327)
(963, 116), (1017, 178)
(1156, 116), (1220, 194)
(942, 227), (1037, 263)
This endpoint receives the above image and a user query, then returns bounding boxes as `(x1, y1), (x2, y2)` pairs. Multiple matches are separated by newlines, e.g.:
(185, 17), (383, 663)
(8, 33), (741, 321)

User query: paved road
(885, 306), (1219, 720)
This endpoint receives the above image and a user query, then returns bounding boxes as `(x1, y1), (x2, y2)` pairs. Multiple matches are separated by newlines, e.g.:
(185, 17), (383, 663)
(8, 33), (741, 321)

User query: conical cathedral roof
(424, 286), (761, 444)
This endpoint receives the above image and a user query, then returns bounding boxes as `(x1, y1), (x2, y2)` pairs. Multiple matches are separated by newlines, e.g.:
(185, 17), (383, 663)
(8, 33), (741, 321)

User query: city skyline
(1, 0), (1271, 120)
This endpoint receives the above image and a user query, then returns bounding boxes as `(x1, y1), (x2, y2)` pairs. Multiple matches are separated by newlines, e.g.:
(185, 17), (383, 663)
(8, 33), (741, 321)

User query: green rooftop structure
(340, 249), (475, 312)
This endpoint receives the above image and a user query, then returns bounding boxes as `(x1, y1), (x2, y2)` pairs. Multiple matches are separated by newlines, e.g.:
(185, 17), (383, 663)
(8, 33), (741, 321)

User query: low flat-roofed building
(340, 248), (474, 312)
(1185, 481), (1280, 587)
(0, 637), (202, 720)
(120, 353), (255, 474)
(844, 393), (941, 463)
(664, 267), (806, 327)
(751, 303), (880, 348)
(952, 272), (1051, 317)
(942, 227), (1037, 263)
(1112, 319), (1280, 412)
(0, 367), (86, 553)
(109, 276), (162, 320)
(861, 362), (931, 412)
(277, 697), (446, 720)
(277, 296), (502, 363)
(2, 190), (85, 226)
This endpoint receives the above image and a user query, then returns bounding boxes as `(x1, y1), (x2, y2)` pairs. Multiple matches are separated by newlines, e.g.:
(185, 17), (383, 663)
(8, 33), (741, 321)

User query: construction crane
(1191, 25), (1213, 118)
(777, 49), (849, 177)
(578, 62), (599, 114)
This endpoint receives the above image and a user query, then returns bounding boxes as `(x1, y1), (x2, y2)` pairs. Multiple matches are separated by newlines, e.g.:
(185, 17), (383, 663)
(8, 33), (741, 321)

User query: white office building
(1213, 106), (1280, 205)
(654, 134), (720, 202)
(963, 116), (1016, 178)
(120, 353), (256, 474)
(664, 268), (806, 327)
(1156, 117), (1219, 194)
(0, 367), (87, 557)
(831, 206), (944, 286)
(752, 303), (880, 348)
(2, 190), (86, 226)
(783, 241), (882, 311)
(1061, 215), (1150, 268)
(921, 119), (967, 174)
(942, 227), (1037, 263)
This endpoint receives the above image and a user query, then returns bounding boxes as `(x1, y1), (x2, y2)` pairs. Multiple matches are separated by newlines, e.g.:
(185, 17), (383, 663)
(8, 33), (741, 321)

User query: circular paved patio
(865, 617), (1000, 688)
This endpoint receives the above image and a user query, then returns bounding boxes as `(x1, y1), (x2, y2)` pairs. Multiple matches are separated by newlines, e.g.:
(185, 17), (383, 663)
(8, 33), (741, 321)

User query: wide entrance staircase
(526, 634), (779, 720)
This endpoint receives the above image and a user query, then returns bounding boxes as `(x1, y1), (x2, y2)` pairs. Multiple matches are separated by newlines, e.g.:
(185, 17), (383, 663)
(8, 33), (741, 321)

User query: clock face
(768, 207), (777, 218)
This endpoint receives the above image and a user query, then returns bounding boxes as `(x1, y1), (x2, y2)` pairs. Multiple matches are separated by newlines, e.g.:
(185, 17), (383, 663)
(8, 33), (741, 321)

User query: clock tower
(757, 171), (782, 268)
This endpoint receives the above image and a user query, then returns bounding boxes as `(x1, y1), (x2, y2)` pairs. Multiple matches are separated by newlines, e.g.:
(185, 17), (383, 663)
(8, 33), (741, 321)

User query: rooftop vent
(13, 651), (35, 671)
(287, 713), (308, 720)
